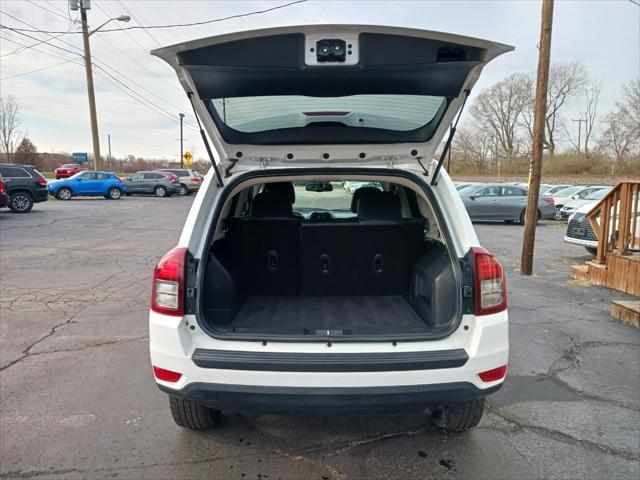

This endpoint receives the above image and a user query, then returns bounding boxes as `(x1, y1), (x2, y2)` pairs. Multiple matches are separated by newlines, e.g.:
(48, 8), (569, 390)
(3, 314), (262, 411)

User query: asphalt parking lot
(1, 196), (639, 480)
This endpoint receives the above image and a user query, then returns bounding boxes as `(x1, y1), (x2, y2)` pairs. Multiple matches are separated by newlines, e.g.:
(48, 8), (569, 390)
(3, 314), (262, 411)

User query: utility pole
(107, 134), (112, 170)
(572, 117), (585, 153)
(80, 2), (101, 170)
(179, 113), (185, 168)
(521, 0), (554, 276)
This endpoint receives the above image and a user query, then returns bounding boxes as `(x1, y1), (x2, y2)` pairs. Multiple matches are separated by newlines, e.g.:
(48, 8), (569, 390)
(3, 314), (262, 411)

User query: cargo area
(199, 179), (459, 339)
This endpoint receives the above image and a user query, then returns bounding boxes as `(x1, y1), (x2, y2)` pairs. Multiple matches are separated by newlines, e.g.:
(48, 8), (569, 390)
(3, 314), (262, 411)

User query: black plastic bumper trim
(158, 381), (502, 414)
(191, 348), (468, 372)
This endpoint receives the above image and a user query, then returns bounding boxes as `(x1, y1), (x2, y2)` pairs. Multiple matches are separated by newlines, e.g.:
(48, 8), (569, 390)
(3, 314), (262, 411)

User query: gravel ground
(1, 195), (638, 480)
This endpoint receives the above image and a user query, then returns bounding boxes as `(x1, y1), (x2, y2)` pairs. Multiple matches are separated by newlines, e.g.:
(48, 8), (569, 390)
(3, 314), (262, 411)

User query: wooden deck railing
(587, 181), (640, 264)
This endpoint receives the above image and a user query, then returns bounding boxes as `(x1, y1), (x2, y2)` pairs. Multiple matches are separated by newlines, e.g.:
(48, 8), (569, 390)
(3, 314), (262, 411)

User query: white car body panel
(149, 25), (511, 411)
(152, 24), (513, 169)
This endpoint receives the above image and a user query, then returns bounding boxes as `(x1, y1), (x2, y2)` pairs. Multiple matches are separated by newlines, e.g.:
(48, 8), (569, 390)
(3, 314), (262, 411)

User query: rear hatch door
(152, 25), (513, 171)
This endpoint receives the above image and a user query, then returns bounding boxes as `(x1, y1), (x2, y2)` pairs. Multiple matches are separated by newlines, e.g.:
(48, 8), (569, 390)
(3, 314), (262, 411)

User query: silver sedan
(458, 183), (556, 223)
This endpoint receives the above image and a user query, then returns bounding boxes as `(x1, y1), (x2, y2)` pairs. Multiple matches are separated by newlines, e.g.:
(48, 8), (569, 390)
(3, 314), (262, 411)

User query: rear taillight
(151, 247), (188, 316)
(192, 177), (201, 183)
(170, 174), (178, 182)
(479, 365), (507, 382)
(116, 177), (123, 183)
(37, 178), (47, 185)
(0, 181), (4, 193)
(153, 366), (182, 383)
(543, 197), (554, 205)
(472, 246), (507, 316)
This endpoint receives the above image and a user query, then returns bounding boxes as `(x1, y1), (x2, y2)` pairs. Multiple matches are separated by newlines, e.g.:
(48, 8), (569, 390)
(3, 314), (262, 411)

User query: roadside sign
(73, 152), (88, 164)
(183, 151), (193, 162)
(184, 162), (193, 167)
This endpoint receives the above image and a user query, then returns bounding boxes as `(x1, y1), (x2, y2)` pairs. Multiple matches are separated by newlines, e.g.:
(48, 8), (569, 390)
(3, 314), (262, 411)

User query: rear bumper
(158, 381), (502, 414)
(34, 189), (49, 203)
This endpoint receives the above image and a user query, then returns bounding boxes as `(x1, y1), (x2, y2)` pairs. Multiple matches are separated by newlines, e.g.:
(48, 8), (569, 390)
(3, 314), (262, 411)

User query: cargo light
(151, 247), (188, 316)
(472, 246), (507, 316)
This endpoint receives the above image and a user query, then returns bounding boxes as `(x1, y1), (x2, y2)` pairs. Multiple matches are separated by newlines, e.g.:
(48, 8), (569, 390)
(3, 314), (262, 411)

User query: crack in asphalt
(0, 309), (84, 372)
(486, 402), (640, 461)
(235, 413), (347, 480)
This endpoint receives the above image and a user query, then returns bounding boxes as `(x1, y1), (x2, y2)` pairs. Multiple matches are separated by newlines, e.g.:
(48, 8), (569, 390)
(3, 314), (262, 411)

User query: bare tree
(0, 94), (24, 161)
(522, 61), (588, 156)
(470, 72), (531, 161)
(598, 78), (640, 166)
(582, 79), (602, 154)
(451, 125), (492, 173)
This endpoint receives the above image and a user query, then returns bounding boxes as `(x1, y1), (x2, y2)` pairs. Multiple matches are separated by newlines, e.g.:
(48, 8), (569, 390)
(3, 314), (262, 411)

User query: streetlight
(78, 3), (130, 169)
(89, 15), (131, 36)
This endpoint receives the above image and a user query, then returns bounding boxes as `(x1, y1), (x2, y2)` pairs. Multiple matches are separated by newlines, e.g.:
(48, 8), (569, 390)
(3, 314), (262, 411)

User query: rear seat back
(301, 192), (424, 296)
(226, 191), (301, 295)
(226, 191), (424, 297)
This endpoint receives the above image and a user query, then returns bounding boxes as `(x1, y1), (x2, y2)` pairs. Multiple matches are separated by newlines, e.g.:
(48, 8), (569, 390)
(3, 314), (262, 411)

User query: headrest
(264, 182), (295, 204)
(357, 191), (402, 224)
(251, 191), (293, 217)
(350, 186), (382, 213)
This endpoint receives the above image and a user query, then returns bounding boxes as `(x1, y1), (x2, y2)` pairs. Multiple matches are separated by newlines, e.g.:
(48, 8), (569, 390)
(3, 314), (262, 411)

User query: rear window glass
(0, 166), (31, 178)
(163, 169), (189, 176)
(210, 95), (446, 133)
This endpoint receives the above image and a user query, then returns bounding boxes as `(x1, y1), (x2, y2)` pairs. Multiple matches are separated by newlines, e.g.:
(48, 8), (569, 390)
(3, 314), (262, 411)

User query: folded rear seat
(227, 191), (301, 295)
(300, 192), (424, 296)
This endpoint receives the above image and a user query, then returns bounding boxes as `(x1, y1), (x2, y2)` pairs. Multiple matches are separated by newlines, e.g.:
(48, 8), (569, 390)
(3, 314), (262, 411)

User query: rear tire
(9, 192), (34, 213)
(169, 396), (221, 430)
(154, 185), (167, 197)
(56, 187), (73, 201)
(107, 187), (122, 200)
(519, 209), (541, 225)
(432, 398), (485, 432)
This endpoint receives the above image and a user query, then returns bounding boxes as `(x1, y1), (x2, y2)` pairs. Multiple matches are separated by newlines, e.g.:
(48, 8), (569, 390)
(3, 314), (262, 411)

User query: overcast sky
(1, 0), (638, 161)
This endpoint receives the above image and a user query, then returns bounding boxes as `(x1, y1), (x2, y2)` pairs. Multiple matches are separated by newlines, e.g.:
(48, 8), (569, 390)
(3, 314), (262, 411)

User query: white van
(149, 25), (511, 432)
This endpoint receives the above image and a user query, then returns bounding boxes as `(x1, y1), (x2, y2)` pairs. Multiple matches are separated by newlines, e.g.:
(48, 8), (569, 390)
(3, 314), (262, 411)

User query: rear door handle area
(320, 254), (330, 274)
(373, 253), (384, 273)
(267, 250), (278, 272)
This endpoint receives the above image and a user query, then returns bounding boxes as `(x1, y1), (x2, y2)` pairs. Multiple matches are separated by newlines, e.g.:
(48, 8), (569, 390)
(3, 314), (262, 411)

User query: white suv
(149, 25), (511, 432)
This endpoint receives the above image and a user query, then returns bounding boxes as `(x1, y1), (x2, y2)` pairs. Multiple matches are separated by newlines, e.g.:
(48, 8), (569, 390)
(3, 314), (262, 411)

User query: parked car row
(453, 181), (614, 225)
(0, 162), (205, 213)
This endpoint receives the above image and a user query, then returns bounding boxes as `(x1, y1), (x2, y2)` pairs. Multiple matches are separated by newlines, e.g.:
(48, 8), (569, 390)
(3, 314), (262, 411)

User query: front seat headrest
(264, 182), (295, 204)
(350, 186), (381, 213)
(357, 191), (402, 224)
(251, 192), (293, 217)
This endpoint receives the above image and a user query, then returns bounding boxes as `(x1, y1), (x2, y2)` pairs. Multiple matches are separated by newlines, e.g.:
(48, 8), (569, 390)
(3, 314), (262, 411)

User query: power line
(117, 0), (162, 47)
(44, 0), (73, 18)
(92, 63), (198, 130)
(0, 0), (308, 34)
(0, 28), (72, 57)
(91, 1), (176, 83)
(0, 59), (75, 81)
(25, 0), (70, 21)
(0, 33), (186, 129)
(1, 10), (189, 125)
(0, 24), (83, 58)
(0, 34), (83, 64)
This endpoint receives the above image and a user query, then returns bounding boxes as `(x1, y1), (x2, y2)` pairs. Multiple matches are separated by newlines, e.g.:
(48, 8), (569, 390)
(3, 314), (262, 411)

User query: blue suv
(49, 171), (127, 200)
